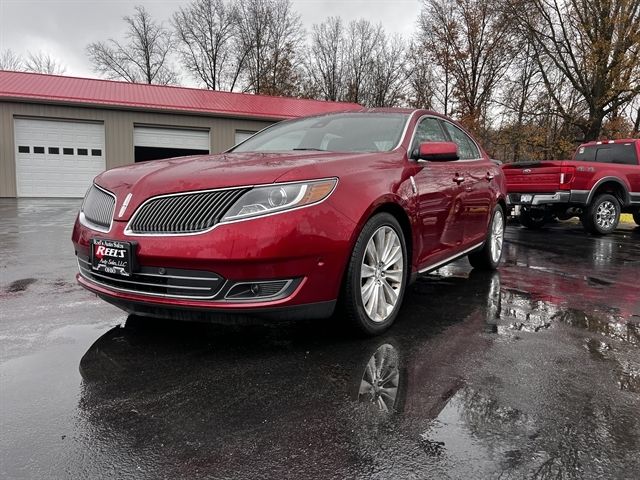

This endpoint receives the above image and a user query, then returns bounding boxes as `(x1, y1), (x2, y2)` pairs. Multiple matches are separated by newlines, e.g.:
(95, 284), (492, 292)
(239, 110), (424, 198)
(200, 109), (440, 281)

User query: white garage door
(134, 126), (210, 149)
(235, 130), (258, 146)
(14, 118), (105, 197)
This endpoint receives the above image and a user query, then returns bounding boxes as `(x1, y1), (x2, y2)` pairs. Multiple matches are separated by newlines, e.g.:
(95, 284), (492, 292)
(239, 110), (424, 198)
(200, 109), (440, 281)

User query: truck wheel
(582, 194), (620, 235)
(633, 210), (640, 226)
(519, 209), (546, 229)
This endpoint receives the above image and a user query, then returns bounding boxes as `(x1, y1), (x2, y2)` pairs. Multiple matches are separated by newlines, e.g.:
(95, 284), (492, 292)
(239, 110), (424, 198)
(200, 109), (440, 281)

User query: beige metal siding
(0, 101), (274, 197)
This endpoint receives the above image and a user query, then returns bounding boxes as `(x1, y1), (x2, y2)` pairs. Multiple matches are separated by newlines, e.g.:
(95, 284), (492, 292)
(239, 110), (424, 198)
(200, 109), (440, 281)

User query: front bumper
(72, 203), (356, 319)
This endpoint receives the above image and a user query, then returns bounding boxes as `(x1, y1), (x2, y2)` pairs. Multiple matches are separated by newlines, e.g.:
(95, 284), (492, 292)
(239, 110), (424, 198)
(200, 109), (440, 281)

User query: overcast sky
(0, 0), (422, 81)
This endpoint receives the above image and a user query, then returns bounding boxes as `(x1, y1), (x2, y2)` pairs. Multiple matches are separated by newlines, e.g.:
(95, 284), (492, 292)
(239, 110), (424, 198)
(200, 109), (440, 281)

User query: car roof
(580, 139), (638, 147)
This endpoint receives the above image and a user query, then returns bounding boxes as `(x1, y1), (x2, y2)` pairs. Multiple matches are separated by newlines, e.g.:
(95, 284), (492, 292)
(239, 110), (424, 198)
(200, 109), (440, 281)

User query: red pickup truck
(502, 139), (640, 234)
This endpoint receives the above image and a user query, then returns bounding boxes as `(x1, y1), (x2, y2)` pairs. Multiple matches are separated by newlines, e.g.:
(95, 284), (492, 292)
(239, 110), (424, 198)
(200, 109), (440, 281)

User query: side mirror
(414, 142), (459, 162)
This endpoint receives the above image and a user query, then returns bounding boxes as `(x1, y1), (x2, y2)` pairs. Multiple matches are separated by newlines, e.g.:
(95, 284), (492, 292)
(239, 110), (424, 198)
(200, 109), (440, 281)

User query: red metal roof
(0, 70), (361, 120)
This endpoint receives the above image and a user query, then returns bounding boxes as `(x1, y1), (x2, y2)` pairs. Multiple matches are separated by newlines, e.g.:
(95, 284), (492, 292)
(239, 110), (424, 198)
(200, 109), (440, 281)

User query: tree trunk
(584, 111), (605, 141)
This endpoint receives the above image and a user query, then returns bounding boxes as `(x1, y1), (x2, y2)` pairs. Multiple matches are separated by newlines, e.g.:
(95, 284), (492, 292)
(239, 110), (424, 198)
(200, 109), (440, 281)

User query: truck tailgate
(502, 161), (569, 192)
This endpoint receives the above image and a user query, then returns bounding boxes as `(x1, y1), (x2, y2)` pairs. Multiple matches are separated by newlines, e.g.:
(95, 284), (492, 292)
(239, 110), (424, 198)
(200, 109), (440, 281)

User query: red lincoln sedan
(72, 109), (507, 334)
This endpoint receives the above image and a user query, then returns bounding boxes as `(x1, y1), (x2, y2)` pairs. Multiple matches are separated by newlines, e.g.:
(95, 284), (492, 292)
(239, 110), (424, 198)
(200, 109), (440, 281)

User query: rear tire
(582, 194), (620, 235)
(468, 205), (505, 270)
(519, 209), (546, 229)
(342, 213), (408, 336)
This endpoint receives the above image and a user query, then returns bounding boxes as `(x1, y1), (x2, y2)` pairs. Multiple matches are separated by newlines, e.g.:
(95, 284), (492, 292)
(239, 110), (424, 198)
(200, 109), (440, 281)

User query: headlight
(221, 178), (337, 222)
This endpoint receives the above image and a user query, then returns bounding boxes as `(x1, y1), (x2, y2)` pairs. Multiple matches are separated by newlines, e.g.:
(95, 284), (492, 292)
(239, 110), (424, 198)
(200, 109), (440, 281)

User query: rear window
(575, 144), (637, 165)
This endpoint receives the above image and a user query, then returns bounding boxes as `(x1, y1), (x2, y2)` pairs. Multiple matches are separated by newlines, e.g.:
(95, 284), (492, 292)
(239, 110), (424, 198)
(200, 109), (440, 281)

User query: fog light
(225, 279), (294, 301)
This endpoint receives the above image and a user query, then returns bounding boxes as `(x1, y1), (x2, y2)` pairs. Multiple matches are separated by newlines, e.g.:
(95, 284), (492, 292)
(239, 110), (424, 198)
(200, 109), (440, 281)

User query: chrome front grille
(82, 185), (116, 231)
(127, 188), (251, 234)
(77, 256), (224, 299)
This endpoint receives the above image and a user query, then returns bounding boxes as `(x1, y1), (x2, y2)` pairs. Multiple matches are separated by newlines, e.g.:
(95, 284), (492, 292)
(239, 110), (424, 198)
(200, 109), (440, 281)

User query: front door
(409, 116), (467, 267)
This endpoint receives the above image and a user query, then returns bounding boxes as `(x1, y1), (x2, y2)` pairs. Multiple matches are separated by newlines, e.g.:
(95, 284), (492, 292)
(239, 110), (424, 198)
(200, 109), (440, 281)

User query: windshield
(231, 112), (409, 153)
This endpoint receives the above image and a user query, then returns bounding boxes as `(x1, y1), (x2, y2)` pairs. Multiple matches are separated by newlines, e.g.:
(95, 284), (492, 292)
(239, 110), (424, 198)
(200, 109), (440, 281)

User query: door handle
(453, 175), (465, 184)
(486, 172), (495, 181)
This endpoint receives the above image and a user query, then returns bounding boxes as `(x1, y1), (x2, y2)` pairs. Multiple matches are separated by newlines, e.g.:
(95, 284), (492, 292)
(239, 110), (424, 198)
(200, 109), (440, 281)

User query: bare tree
(420, 0), (515, 133)
(305, 17), (347, 101)
(416, 2), (456, 115)
(498, 38), (544, 160)
(344, 19), (383, 104)
(172, 0), (239, 90)
(367, 33), (408, 107)
(511, 0), (640, 140)
(1, 49), (66, 74)
(235, 0), (303, 95)
(406, 40), (437, 109)
(0, 49), (24, 71)
(87, 5), (177, 85)
(24, 51), (67, 75)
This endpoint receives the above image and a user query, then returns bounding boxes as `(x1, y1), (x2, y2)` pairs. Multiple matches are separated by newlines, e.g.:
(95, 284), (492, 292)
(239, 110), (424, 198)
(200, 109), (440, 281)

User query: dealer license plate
(91, 239), (134, 277)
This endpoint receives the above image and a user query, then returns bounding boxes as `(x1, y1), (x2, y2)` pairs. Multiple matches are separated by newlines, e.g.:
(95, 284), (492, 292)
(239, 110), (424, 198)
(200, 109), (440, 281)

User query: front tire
(342, 213), (408, 336)
(582, 194), (620, 235)
(468, 205), (505, 270)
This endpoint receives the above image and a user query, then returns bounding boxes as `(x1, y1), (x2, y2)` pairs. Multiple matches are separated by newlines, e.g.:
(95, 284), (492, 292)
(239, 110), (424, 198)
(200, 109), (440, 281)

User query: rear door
(574, 142), (640, 201)
(441, 121), (493, 246)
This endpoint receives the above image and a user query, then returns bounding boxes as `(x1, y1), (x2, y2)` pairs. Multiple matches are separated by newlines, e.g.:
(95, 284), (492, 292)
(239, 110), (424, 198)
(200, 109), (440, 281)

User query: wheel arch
(348, 197), (416, 275)
(496, 196), (507, 215)
(587, 177), (630, 206)
(370, 203), (414, 270)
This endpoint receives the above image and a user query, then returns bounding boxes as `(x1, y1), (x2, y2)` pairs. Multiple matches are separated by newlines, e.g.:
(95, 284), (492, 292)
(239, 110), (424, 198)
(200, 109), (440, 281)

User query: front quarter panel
(300, 151), (420, 271)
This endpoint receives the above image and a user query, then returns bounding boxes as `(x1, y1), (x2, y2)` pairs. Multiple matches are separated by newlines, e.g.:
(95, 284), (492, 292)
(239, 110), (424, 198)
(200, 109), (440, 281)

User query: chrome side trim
(79, 184), (116, 233)
(418, 242), (485, 274)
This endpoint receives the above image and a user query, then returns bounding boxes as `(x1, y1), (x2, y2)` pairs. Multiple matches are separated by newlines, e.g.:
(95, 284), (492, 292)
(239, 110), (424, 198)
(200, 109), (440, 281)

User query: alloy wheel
(360, 226), (404, 323)
(358, 343), (400, 412)
(595, 201), (617, 230)
(490, 209), (505, 264)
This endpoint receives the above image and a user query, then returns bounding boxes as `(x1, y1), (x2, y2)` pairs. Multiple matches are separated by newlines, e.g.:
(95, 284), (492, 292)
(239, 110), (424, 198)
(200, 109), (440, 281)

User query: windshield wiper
(292, 148), (325, 151)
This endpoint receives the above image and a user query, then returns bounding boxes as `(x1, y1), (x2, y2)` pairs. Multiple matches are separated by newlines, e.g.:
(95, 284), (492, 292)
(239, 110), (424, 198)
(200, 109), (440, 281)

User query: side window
(411, 117), (448, 153)
(574, 146), (596, 162)
(442, 122), (480, 160)
(594, 144), (636, 165)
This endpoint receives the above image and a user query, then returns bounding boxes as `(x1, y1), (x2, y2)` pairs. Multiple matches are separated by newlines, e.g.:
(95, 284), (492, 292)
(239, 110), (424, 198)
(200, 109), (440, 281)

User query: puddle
(4, 278), (37, 293)
(618, 362), (640, 393)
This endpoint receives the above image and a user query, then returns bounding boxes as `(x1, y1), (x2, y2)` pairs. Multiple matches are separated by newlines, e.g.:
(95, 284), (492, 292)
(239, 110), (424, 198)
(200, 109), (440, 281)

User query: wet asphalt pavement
(1, 199), (639, 480)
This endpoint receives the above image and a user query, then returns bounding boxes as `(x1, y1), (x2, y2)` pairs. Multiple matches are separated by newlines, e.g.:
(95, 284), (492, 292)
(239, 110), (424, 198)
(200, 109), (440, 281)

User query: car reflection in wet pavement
(1, 200), (639, 479)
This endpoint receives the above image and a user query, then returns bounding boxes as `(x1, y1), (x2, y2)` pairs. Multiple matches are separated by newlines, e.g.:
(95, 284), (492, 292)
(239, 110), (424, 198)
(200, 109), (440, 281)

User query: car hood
(95, 151), (399, 221)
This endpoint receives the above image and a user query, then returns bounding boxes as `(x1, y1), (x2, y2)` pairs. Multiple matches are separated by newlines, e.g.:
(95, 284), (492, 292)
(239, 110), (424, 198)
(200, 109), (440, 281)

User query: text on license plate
(91, 238), (133, 276)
